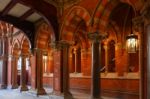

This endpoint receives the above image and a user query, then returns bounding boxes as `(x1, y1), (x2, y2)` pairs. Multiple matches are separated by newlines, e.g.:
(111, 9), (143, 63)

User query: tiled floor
(0, 88), (117, 99)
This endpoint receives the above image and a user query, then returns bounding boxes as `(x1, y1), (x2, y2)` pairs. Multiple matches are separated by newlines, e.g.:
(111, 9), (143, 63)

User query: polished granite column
(59, 41), (73, 99)
(88, 32), (105, 99)
(20, 55), (28, 91)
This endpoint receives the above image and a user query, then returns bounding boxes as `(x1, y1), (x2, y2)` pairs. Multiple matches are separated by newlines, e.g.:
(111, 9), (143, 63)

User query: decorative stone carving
(88, 32), (108, 42)
(132, 16), (144, 32)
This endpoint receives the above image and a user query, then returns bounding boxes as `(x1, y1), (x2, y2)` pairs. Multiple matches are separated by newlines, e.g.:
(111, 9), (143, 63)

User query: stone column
(52, 42), (63, 95)
(35, 48), (46, 95)
(20, 55), (28, 91)
(52, 41), (73, 98)
(104, 44), (108, 73)
(60, 41), (73, 99)
(0, 37), (8, 89)
(11, 56), (18, 89)
(133, 16), (144, 99)
(74, 48), (78, 73)
(49, 51), (54, 73)
(88, 32), (105, 99)
(69, 50), (74, 73)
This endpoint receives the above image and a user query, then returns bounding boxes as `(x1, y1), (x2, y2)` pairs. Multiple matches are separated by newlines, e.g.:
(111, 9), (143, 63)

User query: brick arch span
(35, 22), (54, 49)
(92, 0), (141, 33)
(60, 6), (91, 48)
(11, 39), (21, 56)
(21, 35), (31, 55)
(108, 21), (121, 43)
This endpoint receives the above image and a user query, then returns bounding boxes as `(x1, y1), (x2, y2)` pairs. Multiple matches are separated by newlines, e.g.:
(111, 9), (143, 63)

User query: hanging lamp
(126, 7), (138, 53)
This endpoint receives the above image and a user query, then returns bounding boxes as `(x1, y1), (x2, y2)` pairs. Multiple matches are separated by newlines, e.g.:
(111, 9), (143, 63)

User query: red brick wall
(43, 76), (53, 87)
(72, 78), (139, 99)
(81, 50), (91, 76)
(43, 76), (139, 98)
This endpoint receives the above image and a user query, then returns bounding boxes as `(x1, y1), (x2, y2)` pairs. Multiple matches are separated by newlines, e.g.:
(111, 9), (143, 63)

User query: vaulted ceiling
(0, 0), (58, 48)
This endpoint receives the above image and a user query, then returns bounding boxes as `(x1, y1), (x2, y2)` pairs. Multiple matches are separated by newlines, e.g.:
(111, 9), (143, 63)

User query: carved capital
(88, 32), (107, 43)
(50, 41), (72, 50)
(141, 2), (150, 22)
(132, 16), (144, 32)
(59, 40), (74, 50)
(50, 41), (63, 50)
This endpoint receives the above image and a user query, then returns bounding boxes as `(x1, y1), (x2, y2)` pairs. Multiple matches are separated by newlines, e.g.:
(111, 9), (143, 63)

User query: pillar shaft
(104, 45), (108, 73)
(61, 42), (70, 94)
(92, 40), (100, 98)
(53, 46), (62, 95)
(20, 55), (28, 91)
(74, 49), (78, 73)
(11, 56), (18, 89)
(52, 41), (73, 98)
(88, 32), (105, 99)
(0, 37), (7, 89)
(133, 16), (144, 99)
(35, 48), (46, 95)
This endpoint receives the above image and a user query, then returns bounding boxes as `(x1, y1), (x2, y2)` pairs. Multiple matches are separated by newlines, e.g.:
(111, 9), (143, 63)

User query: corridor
(0, 88), (117, 99)
(0, 88), (62, 99)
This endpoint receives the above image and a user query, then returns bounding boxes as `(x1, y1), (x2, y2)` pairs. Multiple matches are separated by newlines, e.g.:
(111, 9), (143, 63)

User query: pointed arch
(92, 0), (142, 33)
(60, 6), (91, 48)
(92, 0), (119, 32)
(20, 35), (31, 55)
(11, 39), (21, 56)
(35, 22), (54, 49)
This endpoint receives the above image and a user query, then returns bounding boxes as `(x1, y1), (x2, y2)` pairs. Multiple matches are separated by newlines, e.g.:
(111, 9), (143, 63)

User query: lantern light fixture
(126, 7), (138, 53)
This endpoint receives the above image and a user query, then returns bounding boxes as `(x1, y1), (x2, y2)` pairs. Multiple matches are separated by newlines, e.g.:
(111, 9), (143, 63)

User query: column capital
(88, 32), (107, 42)
(59, 40), (71, 48)
(32, 48), (47, 55)
(13, 55), (19, 59)
(141, 2), (150, 23)
(20, 54), (29, 58)
(33, 48), (42, 52)
(49, 41), (62, 50)
(50, 41), (73, 50)
(103, 44), (109, 50)
(132, 16), (144, 32)
(115, 42), (123, 50)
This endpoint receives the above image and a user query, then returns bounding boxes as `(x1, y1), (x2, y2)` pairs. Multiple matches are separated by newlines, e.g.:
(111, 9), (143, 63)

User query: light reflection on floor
(0, 88), (117, 99)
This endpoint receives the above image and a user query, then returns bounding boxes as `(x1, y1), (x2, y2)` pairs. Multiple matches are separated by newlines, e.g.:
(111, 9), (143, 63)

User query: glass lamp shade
(126, 34), (138, 53)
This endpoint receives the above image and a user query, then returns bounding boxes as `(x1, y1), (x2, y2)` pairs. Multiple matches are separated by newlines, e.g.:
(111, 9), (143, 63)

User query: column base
(51, 91), (73, 99)
(90, 96), (103, 99)
(20, 85), (28, 91)
(11, 84), (18, 89)
(64, 92), (74, 99)
(36, 88), (47, 95)
(28, 88), (47, 96)
(0, 84), (7, 89)
(51, 91), (63, 96)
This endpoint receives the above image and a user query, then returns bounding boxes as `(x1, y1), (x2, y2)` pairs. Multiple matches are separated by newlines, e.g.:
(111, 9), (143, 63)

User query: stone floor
(0, 88), (117, 99)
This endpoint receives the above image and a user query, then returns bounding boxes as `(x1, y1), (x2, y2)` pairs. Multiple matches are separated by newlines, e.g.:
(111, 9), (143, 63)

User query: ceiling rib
(20, 8), (34, 21)
(1, 0), (18, 16)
